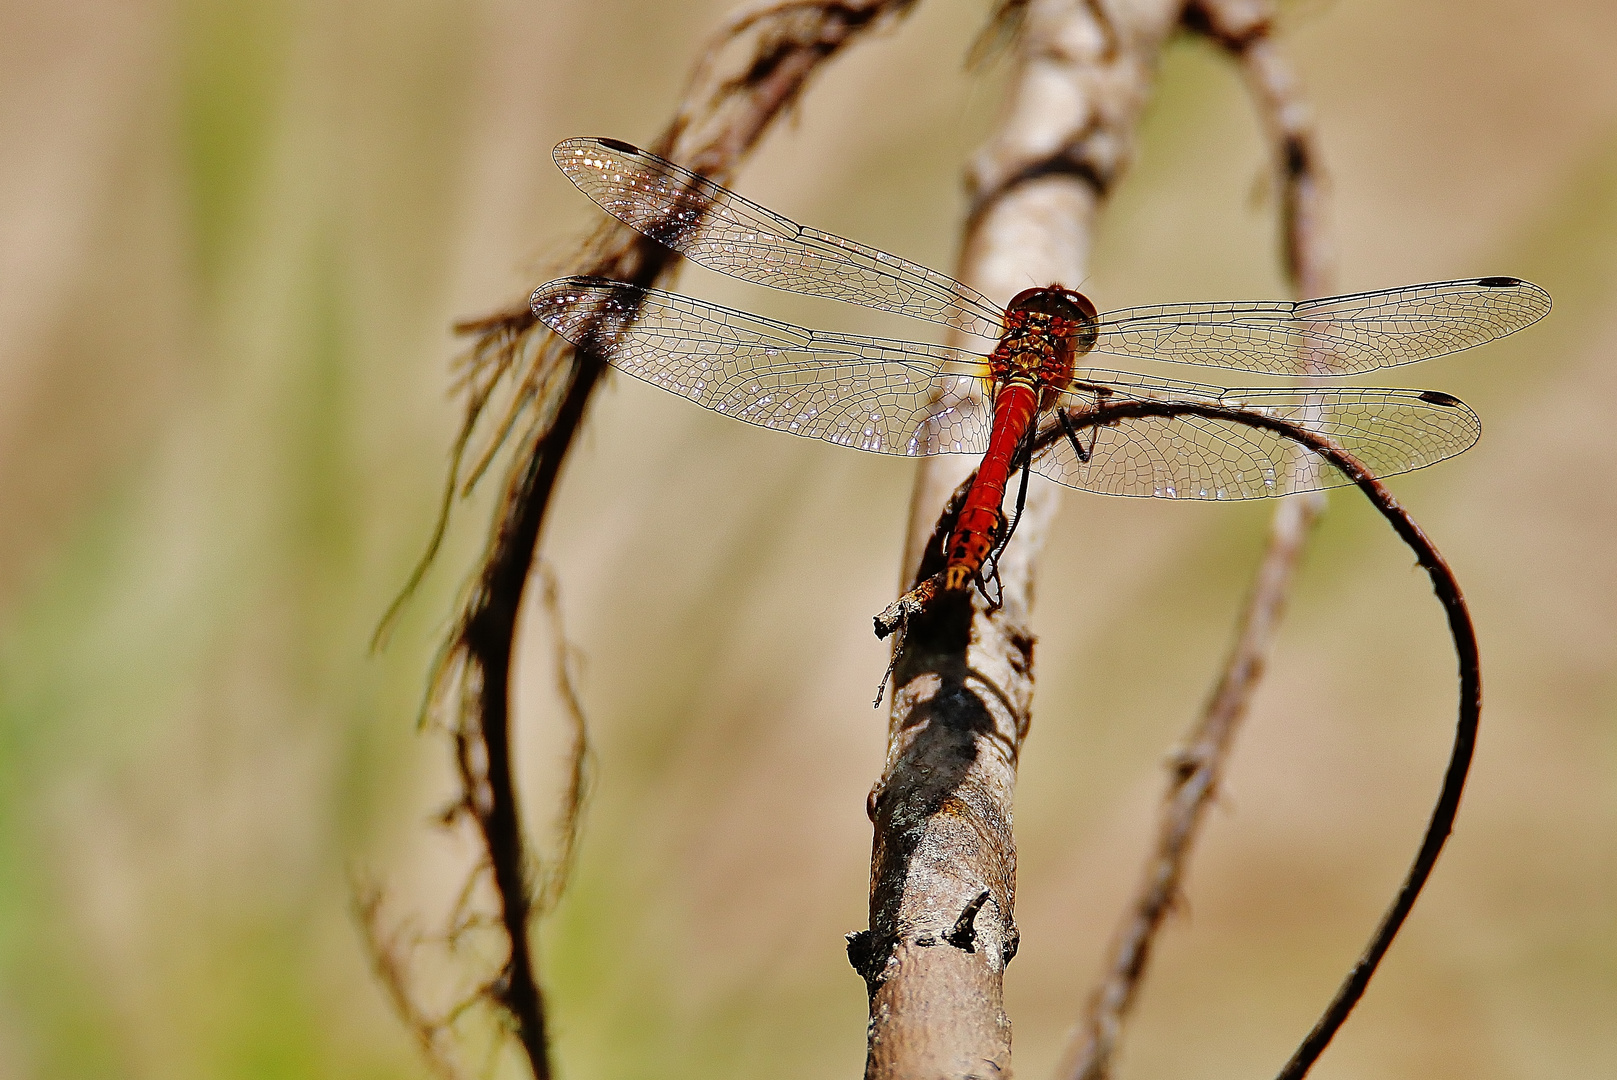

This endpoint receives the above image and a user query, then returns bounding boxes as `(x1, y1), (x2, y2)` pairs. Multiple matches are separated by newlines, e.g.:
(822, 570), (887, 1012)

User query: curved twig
(1032, 399), (1479, 1080)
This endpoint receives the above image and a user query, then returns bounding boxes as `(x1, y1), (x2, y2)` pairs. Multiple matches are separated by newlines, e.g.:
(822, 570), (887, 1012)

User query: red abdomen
(944, 382), (1040, 591)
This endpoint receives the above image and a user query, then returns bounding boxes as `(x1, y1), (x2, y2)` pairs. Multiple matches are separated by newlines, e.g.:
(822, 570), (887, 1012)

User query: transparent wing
(531, 277), (993, 456)
(1032, 369), (1481, 499)
(1093, 277), (1551, 375)
(555, 137), (1006, 340)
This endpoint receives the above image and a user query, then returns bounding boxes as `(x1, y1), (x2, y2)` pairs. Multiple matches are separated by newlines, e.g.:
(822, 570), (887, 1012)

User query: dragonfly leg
(982, 556), (1005, 612)
(873, 618), (907, 709)
(1057, 405), (1096, 463)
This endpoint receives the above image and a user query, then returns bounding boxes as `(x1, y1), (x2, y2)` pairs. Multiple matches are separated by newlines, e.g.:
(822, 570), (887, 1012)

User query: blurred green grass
(1, 1), (1613, 1079)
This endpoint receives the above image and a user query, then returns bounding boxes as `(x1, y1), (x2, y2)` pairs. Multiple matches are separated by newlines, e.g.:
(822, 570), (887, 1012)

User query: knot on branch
(848, 899), (1018, 994)
(945, 890), (993, 952)
(845, 929), (895, 988)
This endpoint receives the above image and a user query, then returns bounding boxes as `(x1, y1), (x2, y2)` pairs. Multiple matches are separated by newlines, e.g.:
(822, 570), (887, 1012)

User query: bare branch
(856, 2), (1185, 1076)
(1059, 4), (1340, 1076)
(1186, 0), (1334, 295)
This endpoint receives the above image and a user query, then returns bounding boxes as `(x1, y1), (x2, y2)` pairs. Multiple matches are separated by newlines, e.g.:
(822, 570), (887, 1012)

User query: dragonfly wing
(555, 138), (1006, 340)
(1032, 370), (1481, 498)
(1093, 277), (1551, 375)
(532, 277), (993, 456)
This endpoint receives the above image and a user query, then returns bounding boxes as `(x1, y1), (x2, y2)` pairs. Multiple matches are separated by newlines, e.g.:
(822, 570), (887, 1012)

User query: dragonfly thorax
(991, 286), (1100, 400)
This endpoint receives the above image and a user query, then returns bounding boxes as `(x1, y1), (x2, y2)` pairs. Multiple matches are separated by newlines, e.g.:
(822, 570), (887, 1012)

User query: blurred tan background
(1, 1), (1612, 1078)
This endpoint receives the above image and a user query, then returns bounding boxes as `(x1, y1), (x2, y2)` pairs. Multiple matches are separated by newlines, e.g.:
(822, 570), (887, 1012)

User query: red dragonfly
(531, 138), (1549, 593)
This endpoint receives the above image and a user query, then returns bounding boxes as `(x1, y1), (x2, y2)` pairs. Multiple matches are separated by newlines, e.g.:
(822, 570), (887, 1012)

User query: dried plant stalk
(371, 4), (925, 1078)
(1059, 1), (1339, 1076)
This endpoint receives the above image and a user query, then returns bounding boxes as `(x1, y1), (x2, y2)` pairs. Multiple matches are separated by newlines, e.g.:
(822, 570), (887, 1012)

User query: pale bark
(857, 2), (1186, 1076)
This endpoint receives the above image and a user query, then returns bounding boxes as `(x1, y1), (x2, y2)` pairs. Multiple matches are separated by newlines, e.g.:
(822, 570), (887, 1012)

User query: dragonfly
(531, 137), (1550, 594)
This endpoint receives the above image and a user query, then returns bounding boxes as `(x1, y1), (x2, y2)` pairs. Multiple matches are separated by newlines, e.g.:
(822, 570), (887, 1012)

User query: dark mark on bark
(1181, 2), (1271, 52)
(967, 150), (1114, 234)
(1283, 134), (1309, 178)
(1006, 628), (1035, 677)
(1168, 746), (1202, 784)
(1002, 927), (1020, 966)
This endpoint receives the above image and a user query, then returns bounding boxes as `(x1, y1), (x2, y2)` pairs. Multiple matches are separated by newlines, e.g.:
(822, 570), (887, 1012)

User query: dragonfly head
(1006, 286), (1099, 356)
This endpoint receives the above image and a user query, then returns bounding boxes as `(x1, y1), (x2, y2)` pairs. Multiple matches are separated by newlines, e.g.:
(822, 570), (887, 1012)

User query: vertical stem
(1061, 4), (1343, 1074)
(858, 2), (1186, 1076)
(394, 5), (927, 1077)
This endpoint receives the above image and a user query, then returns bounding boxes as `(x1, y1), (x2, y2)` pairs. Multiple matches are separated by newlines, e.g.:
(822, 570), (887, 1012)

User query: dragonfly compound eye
(1058, 289), (1099, 354)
